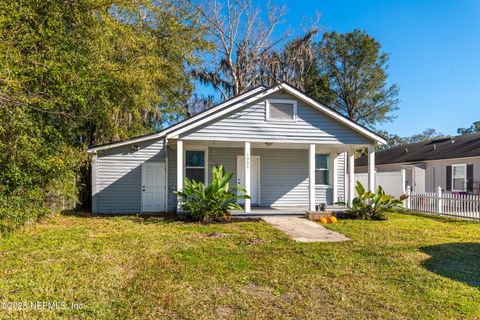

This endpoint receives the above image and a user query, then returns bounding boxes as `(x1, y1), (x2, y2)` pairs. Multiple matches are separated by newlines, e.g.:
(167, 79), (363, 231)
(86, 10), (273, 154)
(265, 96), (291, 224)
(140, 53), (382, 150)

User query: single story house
(356, 133), (480, 194)
(87, 82), (386, 214)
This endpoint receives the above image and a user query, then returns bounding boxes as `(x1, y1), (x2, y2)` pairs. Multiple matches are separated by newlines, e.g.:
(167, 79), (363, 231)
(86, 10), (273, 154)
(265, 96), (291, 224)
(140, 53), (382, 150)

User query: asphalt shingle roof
(356, 133), (480, 166)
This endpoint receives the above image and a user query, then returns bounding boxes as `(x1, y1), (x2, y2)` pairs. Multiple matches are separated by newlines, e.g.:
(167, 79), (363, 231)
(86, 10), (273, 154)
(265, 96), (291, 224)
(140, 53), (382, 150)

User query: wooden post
(309, 144), (316, 211)
(437, 186), (443, 214)
(244, 142), (251, 213)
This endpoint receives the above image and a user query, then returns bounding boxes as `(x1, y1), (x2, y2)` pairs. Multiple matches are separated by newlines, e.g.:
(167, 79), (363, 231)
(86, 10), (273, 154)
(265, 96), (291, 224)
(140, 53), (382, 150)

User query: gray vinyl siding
(336, 152), (346, 203)
(180, 92), (372, 145)
(94, 141), (347, 213)
(95, 139), (166, 214)
(206, 147), (345, 206)
(425, 157), (480, 193)
(167, 150), (177, 211)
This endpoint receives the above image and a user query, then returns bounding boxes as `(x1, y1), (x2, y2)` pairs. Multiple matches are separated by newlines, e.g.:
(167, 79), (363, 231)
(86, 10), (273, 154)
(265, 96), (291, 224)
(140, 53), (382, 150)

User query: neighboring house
(87, 82), (386, 214)
(356, 133), (480, 194)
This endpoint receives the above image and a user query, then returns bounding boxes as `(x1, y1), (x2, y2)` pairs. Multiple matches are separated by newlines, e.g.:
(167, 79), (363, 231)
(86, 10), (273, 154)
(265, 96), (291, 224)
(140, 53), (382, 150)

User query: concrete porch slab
(261, 216), (350, 243)
(231, 206), (349, 217)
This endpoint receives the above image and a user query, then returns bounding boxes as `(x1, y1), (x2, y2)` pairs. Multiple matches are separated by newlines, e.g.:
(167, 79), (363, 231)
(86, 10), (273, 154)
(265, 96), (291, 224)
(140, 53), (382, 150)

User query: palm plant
(349, 182), (408, 220)
(174, 165), (250, 222)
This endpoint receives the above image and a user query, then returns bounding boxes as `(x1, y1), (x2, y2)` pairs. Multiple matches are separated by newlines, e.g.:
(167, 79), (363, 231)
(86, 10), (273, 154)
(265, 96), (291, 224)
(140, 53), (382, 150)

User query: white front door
(237, 156), (260, 205)
(413, 166), (426, 193)
(142, 162), (165, 212)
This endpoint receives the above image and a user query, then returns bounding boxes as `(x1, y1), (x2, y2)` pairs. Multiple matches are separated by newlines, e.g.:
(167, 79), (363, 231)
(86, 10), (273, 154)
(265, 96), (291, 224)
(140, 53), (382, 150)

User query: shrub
(174, 165), (250, 222)
(349, 182), (408, 220)
(0, 188), (50, 235)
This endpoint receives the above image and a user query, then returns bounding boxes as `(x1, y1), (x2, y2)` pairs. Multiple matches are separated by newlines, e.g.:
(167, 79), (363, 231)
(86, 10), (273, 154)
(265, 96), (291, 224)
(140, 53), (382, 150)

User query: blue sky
(199, 0), (480, 137)
(281, 0), (480, 137)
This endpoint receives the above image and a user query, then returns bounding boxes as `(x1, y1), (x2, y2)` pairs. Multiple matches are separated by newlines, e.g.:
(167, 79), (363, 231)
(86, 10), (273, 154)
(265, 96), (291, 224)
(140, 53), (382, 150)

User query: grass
(0, 212), (479, 319)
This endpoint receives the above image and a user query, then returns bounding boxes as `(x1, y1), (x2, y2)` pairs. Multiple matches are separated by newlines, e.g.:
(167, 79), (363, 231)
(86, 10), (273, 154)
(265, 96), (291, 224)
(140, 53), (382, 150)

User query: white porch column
(244, 142), (251, 213)
(309, 144), (316, 211)
(332, 153), (338, 204)
(348, 149), (355, 207)
(176, 140), (184, 212)
(368, 145), (375, 192)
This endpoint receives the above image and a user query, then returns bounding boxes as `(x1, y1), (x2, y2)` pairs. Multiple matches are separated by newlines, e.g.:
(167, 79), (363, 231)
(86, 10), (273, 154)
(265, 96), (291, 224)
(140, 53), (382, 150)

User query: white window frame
(184, 146), (208, 185)
(265, 99), (297, 122)
(315, 153), (330, 186)
(452, 163), (467, 192)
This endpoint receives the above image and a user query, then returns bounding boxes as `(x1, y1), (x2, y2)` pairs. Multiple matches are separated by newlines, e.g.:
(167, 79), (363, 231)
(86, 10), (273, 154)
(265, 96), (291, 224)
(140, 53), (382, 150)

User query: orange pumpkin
(318, 217), (328, 224)
(327, 216), (337, 224)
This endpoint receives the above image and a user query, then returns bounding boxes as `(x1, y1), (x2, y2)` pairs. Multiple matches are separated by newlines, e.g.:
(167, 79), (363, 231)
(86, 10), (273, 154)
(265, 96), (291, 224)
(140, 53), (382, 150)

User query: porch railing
(405, 186), (480, 220)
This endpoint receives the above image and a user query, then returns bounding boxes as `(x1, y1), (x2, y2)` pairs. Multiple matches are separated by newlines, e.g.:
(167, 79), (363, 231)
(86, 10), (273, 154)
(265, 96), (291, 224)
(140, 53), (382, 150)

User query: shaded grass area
(0, 213), (479, 319)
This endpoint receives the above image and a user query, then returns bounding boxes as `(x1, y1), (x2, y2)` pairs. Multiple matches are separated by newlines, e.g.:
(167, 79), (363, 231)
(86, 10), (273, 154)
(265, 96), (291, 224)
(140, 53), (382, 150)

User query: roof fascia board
(358, 154), (480, 167)
(87, 134), (164, 153)
(177, 136), (367, 145)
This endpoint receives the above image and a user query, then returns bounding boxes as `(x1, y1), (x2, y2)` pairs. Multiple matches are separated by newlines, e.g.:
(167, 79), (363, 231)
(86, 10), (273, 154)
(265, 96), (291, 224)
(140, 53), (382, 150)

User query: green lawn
(0, 213), (479, 319)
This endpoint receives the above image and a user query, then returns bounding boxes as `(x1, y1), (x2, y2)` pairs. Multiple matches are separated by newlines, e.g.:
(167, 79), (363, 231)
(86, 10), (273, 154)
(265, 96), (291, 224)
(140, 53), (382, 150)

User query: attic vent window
(266, 99), (297, 122)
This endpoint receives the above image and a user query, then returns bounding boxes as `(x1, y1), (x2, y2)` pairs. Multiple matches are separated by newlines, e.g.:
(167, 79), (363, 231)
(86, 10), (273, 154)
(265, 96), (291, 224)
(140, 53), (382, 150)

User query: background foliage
(0, 0), (209, 233)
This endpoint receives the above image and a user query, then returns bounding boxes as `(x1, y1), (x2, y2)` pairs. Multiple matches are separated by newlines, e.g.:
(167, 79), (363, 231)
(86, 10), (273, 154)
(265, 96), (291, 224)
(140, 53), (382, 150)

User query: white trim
(176, 140), (183, 212)
(168, 83), (385, 144)
(309, 144), (316, 211)
(87, 86), (266, 152)
(244, 142), (251, 213)
(368, 145), (375, 192)
(184, 146), (209, 185)
(164, 137), (169, 212)
(343, 151), (348, 203)
(315, 153), (331, 186)
(279, 84), (387, 145)
(236, 155), (260, 206)
(87, 135), (164, 153)
(357, 155), (480, 168)
(452, 163), (467, 192)
(88, 82), (384, 153)
(348, 149), (355, 207)
(168, 85), (282, 139)
(265, 99), (297, 122)
(91, 154), (98, 213)
(177, 136), (371, 146)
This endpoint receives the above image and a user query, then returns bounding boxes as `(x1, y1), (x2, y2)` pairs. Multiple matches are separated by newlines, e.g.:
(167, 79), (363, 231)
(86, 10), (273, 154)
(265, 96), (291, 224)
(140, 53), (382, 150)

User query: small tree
(349, 182), (407, 220)
(175, 165), (249, 222)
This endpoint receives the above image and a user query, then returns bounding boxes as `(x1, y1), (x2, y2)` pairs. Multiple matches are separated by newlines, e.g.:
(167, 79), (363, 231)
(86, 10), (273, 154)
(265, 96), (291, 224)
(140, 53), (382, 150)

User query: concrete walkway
(262, 216), (350, 243)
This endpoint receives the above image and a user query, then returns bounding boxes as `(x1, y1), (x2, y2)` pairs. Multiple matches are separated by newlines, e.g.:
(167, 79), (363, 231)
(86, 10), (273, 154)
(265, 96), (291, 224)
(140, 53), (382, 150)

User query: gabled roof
(356, 132), (480, 166)
(87, 85), (266, 152)
(88, 82), (386, 153)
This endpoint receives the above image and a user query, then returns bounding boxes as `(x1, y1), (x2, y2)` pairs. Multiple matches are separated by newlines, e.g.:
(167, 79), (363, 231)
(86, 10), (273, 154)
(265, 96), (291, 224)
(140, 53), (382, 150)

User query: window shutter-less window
(269, 103), (294, 120)
(467, 164), (474, 193)
(446, 165), (452, 191)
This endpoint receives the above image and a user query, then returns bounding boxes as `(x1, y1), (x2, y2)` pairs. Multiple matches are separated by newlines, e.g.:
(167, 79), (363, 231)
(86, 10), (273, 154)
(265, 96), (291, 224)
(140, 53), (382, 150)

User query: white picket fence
(407, 186), (480, 220)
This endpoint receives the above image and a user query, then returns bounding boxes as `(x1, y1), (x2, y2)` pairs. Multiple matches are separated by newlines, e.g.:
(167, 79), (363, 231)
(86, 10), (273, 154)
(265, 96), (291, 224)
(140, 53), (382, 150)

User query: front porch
(230, 205), (349, 216)
(173, 139), (377, 214)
